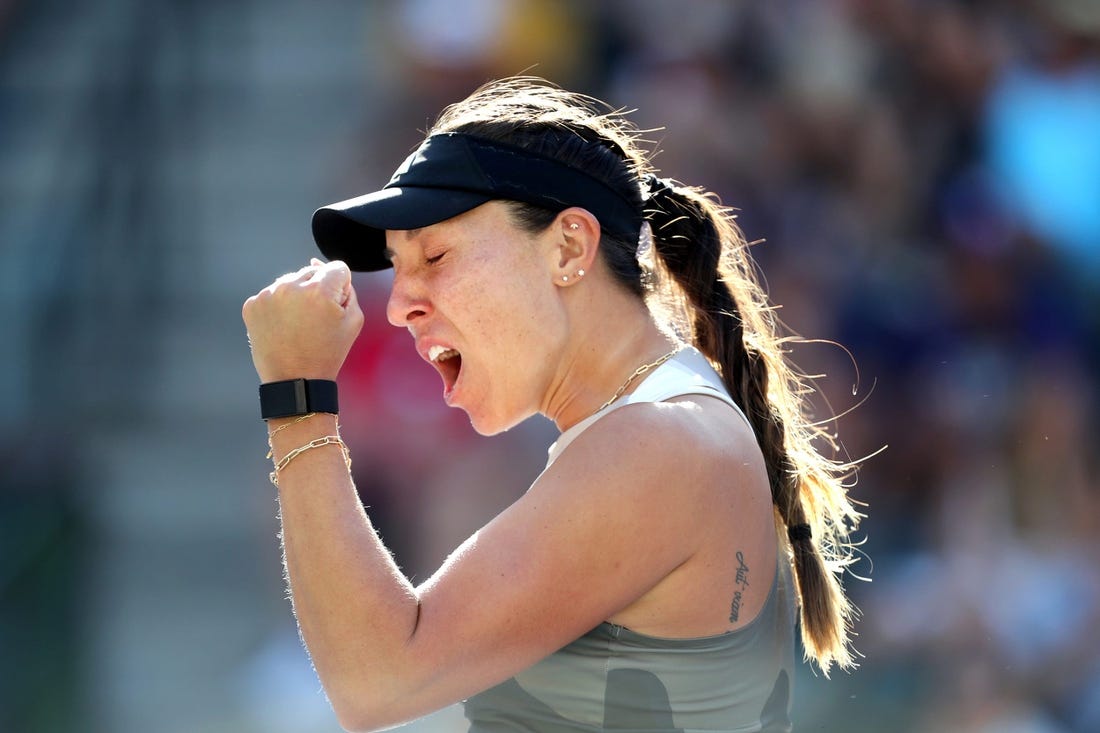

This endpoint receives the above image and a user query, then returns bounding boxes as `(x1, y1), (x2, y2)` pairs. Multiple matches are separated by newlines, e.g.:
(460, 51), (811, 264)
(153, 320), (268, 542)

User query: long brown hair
(431, 76), (865, 674)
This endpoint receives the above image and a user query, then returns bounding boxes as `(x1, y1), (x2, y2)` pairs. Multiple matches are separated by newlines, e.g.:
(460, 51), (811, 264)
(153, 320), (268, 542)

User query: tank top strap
(547, 347), (753, 467)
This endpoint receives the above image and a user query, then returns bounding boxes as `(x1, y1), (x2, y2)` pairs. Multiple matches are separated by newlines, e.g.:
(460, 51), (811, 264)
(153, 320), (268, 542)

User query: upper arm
(393, 402), (722, 714)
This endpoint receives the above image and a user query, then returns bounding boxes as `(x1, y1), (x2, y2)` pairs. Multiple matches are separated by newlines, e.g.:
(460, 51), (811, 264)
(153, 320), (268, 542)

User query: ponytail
(645, 175), (862, 674)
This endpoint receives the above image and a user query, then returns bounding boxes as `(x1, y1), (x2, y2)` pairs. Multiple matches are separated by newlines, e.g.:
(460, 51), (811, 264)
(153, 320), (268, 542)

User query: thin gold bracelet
(264, 412), (331, 459)
(268, 434), (351, 486)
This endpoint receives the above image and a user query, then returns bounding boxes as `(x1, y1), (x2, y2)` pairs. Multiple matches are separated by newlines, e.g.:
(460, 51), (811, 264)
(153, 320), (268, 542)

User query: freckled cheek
(470, 284), (543, 365)
(454, 250), (551, 346)
(442, 278), (507, 354)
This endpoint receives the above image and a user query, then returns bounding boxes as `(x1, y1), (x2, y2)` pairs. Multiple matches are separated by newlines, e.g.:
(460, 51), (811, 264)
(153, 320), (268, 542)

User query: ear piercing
(562, 224), (583, 283)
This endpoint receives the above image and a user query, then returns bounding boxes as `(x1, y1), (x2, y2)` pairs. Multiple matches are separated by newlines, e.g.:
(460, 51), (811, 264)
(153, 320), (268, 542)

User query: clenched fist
(243, 258), (365, 383)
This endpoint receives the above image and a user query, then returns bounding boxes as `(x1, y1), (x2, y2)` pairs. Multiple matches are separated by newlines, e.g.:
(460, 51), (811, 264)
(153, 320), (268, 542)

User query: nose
(386, 269), (431, 327)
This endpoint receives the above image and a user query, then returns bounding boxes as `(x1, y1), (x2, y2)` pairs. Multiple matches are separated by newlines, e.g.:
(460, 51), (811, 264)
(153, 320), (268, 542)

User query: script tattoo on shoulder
(728, 551), (750, 623)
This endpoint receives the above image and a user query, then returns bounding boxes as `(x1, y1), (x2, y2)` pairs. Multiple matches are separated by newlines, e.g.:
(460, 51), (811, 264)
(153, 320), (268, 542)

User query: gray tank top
(464, 348), (798, 733)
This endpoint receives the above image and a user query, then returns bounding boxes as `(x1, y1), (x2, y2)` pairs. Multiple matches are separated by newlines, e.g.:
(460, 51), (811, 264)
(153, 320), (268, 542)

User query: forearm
(268, 414), (420, 726)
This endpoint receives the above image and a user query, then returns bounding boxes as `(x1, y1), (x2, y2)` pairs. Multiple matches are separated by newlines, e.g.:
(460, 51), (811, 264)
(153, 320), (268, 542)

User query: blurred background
(2, 0), (1098, 731)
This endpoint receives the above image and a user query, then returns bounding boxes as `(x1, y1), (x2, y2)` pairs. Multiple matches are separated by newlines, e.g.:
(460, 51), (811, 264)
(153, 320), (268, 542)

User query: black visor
(311, 132), (642, 272)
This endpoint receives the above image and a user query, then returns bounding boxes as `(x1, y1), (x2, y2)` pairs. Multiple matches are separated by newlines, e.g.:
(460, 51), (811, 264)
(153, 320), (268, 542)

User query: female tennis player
(243, 77), (863, 733)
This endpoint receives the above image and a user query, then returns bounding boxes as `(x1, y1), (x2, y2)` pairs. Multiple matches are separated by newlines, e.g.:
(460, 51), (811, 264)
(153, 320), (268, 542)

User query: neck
(543, 294), (676, 433)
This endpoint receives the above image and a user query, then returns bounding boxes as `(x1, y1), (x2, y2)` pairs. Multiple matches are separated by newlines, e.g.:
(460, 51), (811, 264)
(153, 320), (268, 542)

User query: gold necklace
(596, 348), (679, 413)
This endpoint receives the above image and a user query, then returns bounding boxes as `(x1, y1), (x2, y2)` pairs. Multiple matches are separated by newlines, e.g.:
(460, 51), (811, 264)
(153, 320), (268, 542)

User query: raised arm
(242, 262), (733, 732)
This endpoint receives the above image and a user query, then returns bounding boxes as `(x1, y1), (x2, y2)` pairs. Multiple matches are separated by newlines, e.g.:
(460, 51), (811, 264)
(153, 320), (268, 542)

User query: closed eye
(426, 251), (447, 265)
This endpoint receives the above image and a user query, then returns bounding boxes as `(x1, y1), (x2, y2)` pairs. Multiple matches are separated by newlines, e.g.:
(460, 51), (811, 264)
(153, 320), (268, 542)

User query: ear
(553, 207), (600, 287)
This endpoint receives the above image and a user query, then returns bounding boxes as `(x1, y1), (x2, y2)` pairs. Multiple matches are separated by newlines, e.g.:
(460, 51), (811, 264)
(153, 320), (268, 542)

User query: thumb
(342, 271), (363, 318)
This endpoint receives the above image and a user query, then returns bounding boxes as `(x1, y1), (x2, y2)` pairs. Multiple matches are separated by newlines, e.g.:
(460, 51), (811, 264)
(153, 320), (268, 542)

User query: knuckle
(270, 280), (296, 299)
(242, 291), (265, 315)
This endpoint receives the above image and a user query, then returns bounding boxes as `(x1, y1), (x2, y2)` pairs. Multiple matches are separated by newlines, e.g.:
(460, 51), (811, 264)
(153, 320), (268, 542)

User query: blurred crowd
(338, 2), (1100, 732)
(2, 1), (1098, 732)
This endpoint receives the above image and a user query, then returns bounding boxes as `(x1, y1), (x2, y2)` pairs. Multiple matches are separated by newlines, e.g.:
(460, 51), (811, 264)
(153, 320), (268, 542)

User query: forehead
(383, 201), (531, 262)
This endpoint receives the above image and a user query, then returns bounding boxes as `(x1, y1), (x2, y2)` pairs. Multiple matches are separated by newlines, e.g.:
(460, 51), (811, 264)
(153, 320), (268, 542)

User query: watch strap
(259, 379), (339, 419)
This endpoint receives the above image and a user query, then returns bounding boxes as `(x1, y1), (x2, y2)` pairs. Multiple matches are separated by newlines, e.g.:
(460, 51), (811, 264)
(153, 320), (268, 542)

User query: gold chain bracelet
(265, 412), (320, 459)
(268, 434), (351, 486)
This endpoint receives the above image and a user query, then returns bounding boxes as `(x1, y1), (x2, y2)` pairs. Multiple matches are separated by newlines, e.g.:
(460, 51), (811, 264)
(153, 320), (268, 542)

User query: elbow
(333, 703), (387, 733)
(334, 711), (378, 733)
(320, 634), (431, 731)
(329, 685), (412, 733)
(330, 694), (385, 733)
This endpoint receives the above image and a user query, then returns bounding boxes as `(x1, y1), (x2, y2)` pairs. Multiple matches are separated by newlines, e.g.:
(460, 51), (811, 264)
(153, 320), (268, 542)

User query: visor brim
(312, 187), (492, 272)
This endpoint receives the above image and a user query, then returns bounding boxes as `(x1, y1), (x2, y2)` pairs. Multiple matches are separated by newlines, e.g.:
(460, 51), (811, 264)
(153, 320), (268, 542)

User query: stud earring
(562, 275), (569, 282)
(576, 269), (585, 277)
(569, 223), (579, 230)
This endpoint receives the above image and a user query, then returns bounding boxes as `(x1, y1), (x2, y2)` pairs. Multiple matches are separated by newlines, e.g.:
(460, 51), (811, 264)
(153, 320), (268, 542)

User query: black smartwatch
(259, 379), (339, 420)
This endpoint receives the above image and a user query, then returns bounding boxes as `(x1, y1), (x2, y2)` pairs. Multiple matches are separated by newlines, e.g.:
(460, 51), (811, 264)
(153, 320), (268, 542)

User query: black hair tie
(644, 173), (676, 202)
(788, 523), (812, 543)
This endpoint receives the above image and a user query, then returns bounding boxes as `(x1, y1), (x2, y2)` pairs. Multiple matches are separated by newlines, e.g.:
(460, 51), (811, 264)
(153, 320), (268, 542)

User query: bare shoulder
(529, 394), (771, 575)
(543, 395), (765, 500)
(534, 396), (777, 637)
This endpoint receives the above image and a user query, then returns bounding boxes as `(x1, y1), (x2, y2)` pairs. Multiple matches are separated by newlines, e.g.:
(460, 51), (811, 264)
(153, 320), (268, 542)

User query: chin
(464, 407), (527, 437)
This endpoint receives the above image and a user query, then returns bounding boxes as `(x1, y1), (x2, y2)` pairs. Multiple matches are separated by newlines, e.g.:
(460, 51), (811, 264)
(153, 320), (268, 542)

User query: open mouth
(428, 345), (462, 395)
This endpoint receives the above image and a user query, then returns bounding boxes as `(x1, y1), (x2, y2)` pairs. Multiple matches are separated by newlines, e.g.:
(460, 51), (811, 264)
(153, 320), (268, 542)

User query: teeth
(428, 345), (459, 362)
